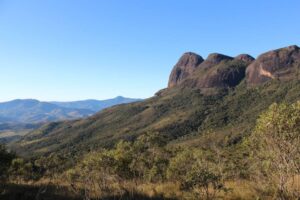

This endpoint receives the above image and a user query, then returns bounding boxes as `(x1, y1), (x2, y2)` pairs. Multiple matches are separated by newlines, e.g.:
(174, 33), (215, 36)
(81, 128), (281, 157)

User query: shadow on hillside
(0, 183), (178, 200)
(0, 183), (79, 200)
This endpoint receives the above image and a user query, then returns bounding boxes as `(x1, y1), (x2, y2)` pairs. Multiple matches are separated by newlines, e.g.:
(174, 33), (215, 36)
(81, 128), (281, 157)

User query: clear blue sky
(0, 0), (299, 101)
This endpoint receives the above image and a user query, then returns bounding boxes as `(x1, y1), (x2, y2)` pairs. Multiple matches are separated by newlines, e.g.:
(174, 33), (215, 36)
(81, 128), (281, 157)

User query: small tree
(167, 149), (195, 183)
(130, 133), (169, 182)
(184, 160), (224, 200)
(250, 102), (300, 199)
(167, 148), (225, 199)
(66, 150), (124, 199)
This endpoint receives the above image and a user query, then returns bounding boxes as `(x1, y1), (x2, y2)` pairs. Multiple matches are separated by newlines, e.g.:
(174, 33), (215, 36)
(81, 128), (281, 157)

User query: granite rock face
(168, 52), (251, 90)
(168, 52), (204, 88)
(168, 45), (300, 91)
(235, 54), (255, 64)
(199, 53), (233, 69)
(182, 56), (248, 89)
(246, 45), (300, 85)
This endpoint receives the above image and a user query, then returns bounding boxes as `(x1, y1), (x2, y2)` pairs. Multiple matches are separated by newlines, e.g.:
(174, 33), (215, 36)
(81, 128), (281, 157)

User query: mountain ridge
(0, 99), (93, 124)
(246, 45), (300, 85)
(12, 44), (300, 158)
(0, 96), (141, 125)
(50, 96), (142, 112)
(169, 45), (300, 90)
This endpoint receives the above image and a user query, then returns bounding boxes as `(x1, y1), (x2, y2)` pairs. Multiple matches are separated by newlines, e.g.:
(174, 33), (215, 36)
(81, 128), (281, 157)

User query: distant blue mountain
(0, 99), (94, 123)
(0, 96), (141, 124)
(50, 96), (142, 112)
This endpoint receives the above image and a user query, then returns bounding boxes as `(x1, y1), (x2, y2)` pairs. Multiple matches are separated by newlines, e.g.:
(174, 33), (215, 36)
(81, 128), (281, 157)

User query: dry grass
(8, 177), (300, 200)
(222, 180), (266, 200)
(135, 182), (182, 199)
(288, 175), (300, 193)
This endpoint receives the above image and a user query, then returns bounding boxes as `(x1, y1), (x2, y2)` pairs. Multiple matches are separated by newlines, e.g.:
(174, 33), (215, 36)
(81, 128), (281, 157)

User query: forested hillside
(2, 45), (300, 199)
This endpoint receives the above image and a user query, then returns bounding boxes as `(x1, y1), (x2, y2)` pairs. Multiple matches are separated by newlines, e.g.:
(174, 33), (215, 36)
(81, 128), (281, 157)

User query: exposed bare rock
(198, 53), (233, 69)
(167, 45), (300, 91)
(168, 52), (248, 91)
(235, 54), (255, 65)
(182, 58), (247, 90)
(168, 52), (204, 87)
(246, 45), (300, 85)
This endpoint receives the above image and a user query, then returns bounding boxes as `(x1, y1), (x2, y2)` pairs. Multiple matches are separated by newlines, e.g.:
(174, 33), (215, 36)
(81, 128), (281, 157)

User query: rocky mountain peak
(196, 53), (233, 71)
(246, 45), (300, 85)
(167, 45), (300, 91)
(235, 54), (255, 64)
(286, 45), (299, 51)
(168, 52), (249, 91)
(206, 53), (233, 63)
(168, 52), (204, 88)
(176, 52), (204, 67)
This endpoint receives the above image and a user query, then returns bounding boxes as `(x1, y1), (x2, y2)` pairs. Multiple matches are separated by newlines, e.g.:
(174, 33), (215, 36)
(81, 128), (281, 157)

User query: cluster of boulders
(168, 45), (300, 89)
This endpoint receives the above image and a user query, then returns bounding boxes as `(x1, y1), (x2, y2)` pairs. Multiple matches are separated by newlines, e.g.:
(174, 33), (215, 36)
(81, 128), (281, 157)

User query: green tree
(167, 148), (195, 183)
(130, 133), (169, 182)
(66, 150), (122, 199)
(184, 160), (224, 200)
(65, 133), (170, 199)
(167, 148), (225, 199)
(250, 102), (300, 199)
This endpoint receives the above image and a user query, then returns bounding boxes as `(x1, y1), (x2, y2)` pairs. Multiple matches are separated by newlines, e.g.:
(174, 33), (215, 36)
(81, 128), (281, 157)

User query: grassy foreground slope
(13, 79), (300, 157)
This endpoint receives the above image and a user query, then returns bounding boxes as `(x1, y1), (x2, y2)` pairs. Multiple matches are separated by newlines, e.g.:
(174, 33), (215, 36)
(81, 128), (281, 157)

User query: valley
(0, 97), (140, 144)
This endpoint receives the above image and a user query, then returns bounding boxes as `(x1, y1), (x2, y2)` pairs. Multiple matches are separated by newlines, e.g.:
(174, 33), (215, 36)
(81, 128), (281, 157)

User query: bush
(249, 101), (300, 199)
(167, 148), (226, 199)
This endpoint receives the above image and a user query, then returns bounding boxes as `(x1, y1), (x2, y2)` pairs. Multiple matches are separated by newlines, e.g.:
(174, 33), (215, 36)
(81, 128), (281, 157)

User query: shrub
(249, 102), (300, 198)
